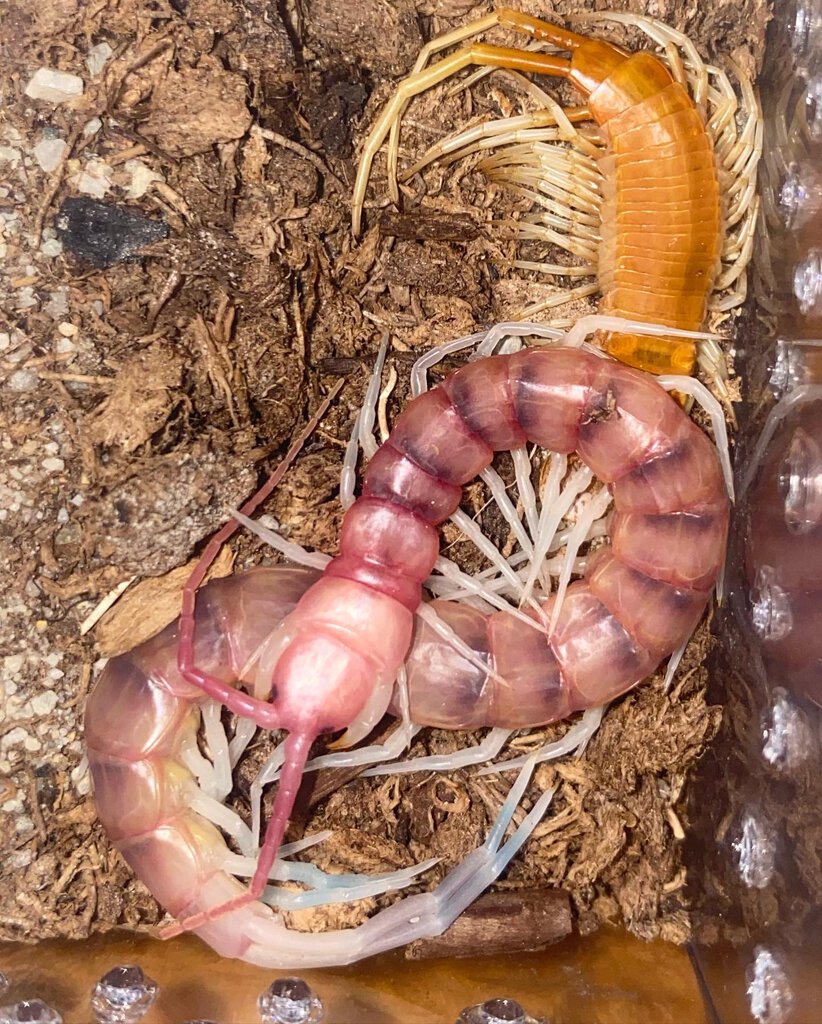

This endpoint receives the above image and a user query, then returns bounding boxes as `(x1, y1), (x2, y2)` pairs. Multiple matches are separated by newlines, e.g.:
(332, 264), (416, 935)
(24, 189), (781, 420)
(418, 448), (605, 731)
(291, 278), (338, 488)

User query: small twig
(377, 362), (398, 442)
(37, 371), (113, 385)
(291, 288), (307, 366)
(24, 769), (48, 844)
(31, 123), (84, 245)
(257, 127), (346, 193)
(79, 576), (136, 636)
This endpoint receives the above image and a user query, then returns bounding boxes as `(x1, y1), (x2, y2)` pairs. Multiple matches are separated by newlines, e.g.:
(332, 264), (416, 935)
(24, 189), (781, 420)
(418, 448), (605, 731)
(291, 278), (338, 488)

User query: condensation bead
(732, 812), (776, 889)
(779, 427), (822, 532)
(90, 966), (158, 1024)
(761, 688), (814, 771)
(793, 250), (822, 315)
(750, 567), (793, 641)
(807, 74), (822, 141)
(0, 1001), (63, 1024)
(257, 979), (324, 1024)
(780, 162), (822, 230)
(747, 947), (795, 1024)
(789, 0), (822, 67)
(456, 998), (544, 1024)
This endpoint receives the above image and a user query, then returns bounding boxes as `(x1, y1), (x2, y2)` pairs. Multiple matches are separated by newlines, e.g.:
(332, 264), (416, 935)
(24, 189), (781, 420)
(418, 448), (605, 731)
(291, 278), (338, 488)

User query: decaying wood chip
(405, 888), (572, 960)
(379, 210), (481, 241)
(94, 546), (234, 656)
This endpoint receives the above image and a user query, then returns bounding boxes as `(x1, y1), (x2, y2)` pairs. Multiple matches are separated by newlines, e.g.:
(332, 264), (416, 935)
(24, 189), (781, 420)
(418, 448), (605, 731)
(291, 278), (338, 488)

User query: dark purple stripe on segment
(577, 361), (684, 482)
(611, 506), (727, 590)
(586, 546), (708, 656)
(362, 441), (462, 524)
(509, 347), (599, 453)
(441, 355), (527, 451)
(89, 757), (193, 842)
(611, 425), (726, 514)
(388, 387), (494, 484)
(488, 611), (570, 726)
(547, 581), (657, 705)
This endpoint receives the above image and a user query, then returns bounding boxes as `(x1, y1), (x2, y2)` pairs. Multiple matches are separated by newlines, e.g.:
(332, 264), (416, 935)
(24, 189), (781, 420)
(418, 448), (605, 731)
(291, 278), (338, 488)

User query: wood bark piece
(405, 888), (572, 960)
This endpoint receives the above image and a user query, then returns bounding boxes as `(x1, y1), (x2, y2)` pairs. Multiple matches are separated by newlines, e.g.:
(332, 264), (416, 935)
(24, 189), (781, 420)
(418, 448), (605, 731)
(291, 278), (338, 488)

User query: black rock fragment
(55, 197), (168, 268)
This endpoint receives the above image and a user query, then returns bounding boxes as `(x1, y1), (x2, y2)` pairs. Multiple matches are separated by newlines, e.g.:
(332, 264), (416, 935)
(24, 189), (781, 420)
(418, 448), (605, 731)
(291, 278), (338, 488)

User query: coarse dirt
(0, 0), (768, 950)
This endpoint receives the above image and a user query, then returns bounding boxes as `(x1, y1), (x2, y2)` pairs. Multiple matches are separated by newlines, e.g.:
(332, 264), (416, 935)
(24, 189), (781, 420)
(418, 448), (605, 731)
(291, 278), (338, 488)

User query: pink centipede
(85, 333), (729, 966)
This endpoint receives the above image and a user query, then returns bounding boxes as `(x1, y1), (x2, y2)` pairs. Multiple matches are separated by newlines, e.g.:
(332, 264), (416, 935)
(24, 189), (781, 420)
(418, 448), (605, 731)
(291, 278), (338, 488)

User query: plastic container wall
(688, 3), (822, 1021)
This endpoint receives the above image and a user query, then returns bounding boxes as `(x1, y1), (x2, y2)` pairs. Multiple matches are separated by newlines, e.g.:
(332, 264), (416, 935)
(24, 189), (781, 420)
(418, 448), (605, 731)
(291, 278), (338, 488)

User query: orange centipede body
(352, 8), (730, 379)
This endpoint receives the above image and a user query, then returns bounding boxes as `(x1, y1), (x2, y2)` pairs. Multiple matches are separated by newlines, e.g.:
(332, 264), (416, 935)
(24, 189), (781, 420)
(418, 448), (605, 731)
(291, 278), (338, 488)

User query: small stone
(33, 138), (68, 173)
(85, 43), (113, 77)
(257, 979), (324, 1024)
(90, 966), (158, 1024)
(0, 728), (28, 750)
(14, 288), (38, 310)
(40, 238), (63, 258)
(124, 160), (162, 200)
(74, 159), (113, 198)
(42, 457), (64, 473)
(25, 68), (84, 104)
(44, 290), (69, 319)
(0, 146), (22, 167)
(0, 999), (63, 1024)
(84, 118), (103, 137)
(57, 321), (78, 337)
(31, 692), (59, 716)
(6, 369), (38, 393)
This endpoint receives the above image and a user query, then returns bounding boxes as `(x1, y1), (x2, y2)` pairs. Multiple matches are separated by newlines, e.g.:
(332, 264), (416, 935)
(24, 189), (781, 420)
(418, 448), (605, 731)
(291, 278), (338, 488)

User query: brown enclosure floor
(1, 0), (768, 960)
(1, 928), (710, 1024)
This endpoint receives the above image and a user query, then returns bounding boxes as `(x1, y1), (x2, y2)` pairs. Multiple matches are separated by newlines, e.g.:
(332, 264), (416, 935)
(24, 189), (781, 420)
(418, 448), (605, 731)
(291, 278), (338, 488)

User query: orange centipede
(352, 7), (761, 383)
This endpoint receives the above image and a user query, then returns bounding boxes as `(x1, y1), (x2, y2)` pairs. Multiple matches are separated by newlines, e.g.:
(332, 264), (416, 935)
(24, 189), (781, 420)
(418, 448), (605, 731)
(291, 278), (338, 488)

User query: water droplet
(789, 0), (822, 67)
(807, 77), (822, 142)
(90, 966), (158, 1024)
(258, 978), (324, 1024)
(780, 168), (808, 229)
(793, 250), (822, 315)
(762, 688), (814, 771)
(780, 161), (822, 231)
(778, 427), (822, 532)
(732, 812), (776, 889)
(457, 999), (543, 1024)
(0, 1001), (63, 1024)
(747, 947), (794, 1024)
(750, 567), (793, 641)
